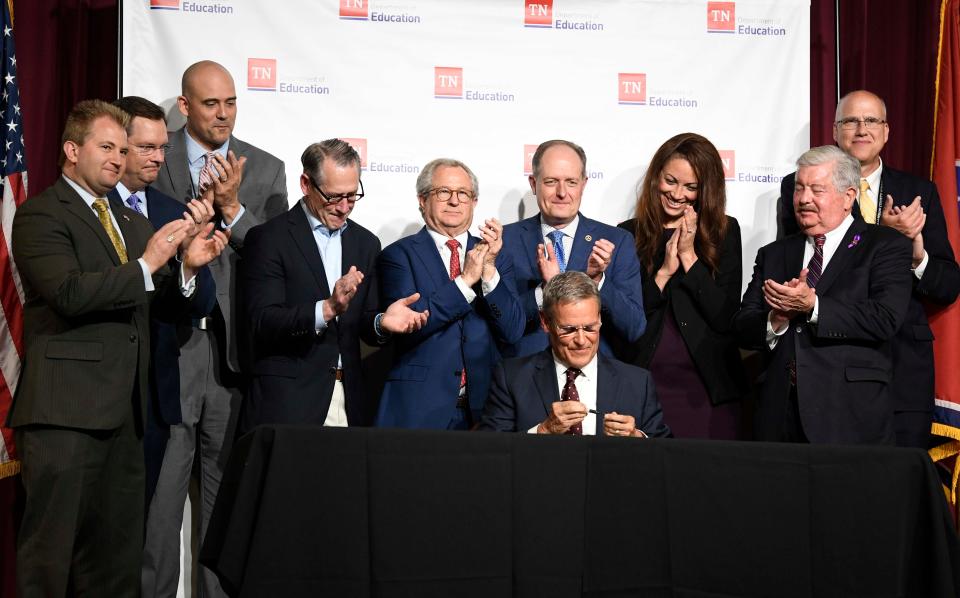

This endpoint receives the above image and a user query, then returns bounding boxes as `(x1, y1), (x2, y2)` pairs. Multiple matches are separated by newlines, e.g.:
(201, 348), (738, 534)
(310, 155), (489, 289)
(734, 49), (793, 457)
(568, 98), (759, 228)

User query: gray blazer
(152, 127), (288, 371)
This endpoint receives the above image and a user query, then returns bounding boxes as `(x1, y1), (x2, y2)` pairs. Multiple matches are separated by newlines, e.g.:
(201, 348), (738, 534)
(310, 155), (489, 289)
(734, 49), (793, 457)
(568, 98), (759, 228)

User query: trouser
(17, 410), (143, 597)
(142, 328), (241, 598)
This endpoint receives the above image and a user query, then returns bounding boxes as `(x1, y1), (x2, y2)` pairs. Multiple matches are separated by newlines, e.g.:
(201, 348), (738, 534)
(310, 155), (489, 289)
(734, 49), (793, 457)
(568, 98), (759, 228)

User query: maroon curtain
(14, 0), (118, 194)
(812, 0), (941, 178)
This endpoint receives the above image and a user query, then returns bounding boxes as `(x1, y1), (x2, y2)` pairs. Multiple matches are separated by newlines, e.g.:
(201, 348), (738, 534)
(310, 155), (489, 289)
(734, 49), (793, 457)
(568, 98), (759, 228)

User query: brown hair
(631, 132), (728, 275)
(59, 99), (129, 167)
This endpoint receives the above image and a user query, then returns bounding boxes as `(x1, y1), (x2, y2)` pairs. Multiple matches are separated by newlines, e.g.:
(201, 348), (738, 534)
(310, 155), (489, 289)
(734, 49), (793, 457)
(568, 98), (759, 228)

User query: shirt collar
(301, 199), (347, 236)
(541, 213), (580, 240)
(863, 158), (883, 191)
(553, 351), (598, 381)
(62, 174), (98, 209)
(426, 227), (469, 252)
(809, 213), (855, 246)
(185, 130), (230, 166)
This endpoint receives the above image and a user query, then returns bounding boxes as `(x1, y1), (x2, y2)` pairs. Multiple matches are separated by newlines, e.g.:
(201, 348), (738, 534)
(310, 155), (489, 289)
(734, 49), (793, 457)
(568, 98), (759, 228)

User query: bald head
(834, 90), (887, 122)
(832, 89), (889, 175)
(177, 60), (237, 150)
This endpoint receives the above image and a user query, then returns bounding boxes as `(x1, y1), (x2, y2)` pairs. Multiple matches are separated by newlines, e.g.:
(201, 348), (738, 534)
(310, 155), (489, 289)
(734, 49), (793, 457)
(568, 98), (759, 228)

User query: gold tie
(92, 198), (128, 264)
(858, 178), (876, 224)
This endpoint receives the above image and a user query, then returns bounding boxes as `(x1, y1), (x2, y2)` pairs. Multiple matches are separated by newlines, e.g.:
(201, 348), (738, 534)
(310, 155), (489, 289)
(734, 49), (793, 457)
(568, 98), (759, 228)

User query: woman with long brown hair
(618, 133), (746, 439)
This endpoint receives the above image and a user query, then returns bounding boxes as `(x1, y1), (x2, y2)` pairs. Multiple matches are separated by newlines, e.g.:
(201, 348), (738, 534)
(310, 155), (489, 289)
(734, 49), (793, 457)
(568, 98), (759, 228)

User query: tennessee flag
(928, 0), (960, 518)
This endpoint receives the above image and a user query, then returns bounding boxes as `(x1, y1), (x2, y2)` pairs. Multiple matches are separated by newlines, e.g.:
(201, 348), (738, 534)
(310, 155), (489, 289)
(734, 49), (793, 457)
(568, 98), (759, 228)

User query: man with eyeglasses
(375, 158), (525, 429)
(146, 60), (290, 598)
(500, 139), (646, 360)
(777, 90), (960, 449)
(107, 96), (219, 517)
(240, 139), (429, 433)
(478, 271), (669, 437)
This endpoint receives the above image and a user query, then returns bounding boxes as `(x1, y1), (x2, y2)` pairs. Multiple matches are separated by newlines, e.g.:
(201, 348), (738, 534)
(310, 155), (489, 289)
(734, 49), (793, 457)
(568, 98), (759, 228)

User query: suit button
(795, 326), (802, 334)
(679, 321), (687, 327)
(129, 335), (137, 342)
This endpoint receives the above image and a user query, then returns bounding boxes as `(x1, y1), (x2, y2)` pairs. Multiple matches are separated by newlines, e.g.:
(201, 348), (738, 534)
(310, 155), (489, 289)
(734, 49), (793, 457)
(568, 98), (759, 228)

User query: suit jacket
(476, 349), (671, 437)
(240, 201), (381, 431)
(9, 177), (188, 430)
(778, 166), (960, 413)
(152, 127), (288, 372)
(374, 227), (525, 428)
(617, 216), (746, 405)
(499, 213), (646, 359)
(734, 218), (914, 444)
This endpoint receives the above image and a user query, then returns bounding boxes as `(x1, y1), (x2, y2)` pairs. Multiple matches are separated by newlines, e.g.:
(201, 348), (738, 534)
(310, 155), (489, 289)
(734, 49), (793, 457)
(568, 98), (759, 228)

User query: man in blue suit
(501, 140), (645, 358)
(376, 158), (525, 429)
(108, 97), (220, 511)
(478, 271), (669, 437)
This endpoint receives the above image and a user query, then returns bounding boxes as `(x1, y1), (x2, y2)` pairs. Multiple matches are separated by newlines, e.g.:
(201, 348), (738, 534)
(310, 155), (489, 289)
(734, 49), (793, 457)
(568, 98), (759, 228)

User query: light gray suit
(144, 126), (287, 598)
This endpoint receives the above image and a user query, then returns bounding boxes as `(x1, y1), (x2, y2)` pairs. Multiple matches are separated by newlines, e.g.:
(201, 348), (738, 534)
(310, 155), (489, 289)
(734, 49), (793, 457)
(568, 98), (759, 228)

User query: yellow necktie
(858, 178), (876, 224)
(92, 198), (128, 264)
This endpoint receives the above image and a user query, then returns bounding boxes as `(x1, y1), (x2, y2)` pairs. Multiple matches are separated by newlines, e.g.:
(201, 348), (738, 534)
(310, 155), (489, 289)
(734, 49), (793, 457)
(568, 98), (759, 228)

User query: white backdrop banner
(123, 0), (810, 288)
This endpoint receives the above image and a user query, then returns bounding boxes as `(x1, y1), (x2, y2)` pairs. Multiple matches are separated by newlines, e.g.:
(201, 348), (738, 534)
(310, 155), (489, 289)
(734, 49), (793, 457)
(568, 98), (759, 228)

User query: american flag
(0, 0), (26, 479)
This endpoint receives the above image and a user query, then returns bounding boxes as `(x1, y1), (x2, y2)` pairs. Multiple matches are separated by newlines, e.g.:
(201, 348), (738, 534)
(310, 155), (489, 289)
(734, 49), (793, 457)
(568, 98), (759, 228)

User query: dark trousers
(16, 410), (143, 598)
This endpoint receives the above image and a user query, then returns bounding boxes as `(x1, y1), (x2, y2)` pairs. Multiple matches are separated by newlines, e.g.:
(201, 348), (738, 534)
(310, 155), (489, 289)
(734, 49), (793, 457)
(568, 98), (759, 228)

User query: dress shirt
(113, 181), (197, 294)
(425, 228), (500, 301)
(527, 353), (599, 435)
(535, 215), (605, 307)
(184, 131), (246, 227)
(767, 214), (854, 347)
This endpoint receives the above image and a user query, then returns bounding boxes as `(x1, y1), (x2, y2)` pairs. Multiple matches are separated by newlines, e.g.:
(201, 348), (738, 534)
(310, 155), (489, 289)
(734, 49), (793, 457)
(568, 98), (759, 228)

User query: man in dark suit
(108, 96), (219, 514)
(500, 139), (645, 359)
(241, 139), (428, 431)
(10, 100), (223, 597)
(478, 271), (669, 437)
(777, 90), (960, 448)
(739, 145), (913, 445)
(148, 60), (288, 598)
(375, 159), (525, 429)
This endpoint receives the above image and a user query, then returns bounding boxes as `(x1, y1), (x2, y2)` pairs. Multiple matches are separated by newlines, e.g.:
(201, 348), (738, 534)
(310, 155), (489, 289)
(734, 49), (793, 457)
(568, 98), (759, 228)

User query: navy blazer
(240, 201), (382, 431)
(107, 186), (216, 426)
(778, 166), (960, 422)
(477, 349), (670, 437)
(374, 227), (525, 428)
(735, 218), (913, 444)
(499, 213), (646, 359)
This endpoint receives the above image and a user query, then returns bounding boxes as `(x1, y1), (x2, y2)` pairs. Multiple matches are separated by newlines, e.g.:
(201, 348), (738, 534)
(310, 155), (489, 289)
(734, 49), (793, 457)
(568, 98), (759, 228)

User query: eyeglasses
(310, 177), (364, 204)
(427, 187), (476, 203)
(554, 322), (602, 338)
(836, 117), (886, 131)
(130, 143), (172, 156)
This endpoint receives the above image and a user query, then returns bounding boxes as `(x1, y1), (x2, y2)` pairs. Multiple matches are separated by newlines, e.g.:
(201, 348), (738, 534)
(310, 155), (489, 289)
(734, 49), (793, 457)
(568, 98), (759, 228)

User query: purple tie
(806, 234), (826, 288)
(126, 194), (144, 215)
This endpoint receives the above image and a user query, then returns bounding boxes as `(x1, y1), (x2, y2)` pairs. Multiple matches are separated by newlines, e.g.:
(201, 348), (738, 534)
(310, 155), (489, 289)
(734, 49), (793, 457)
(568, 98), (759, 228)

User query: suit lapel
(784, 234), (806, 279)
(566, 213), (594, 271)
(164, 128), (194, 204)
(59, 180), (123, 266)
(288, 201), (331, 296)
(814, 219), (867, 294)
(519, 216), (544, 275)
(533, 350), (561, 416)
(111, 200), (144, 258)
(411, 227), (454, 290)
(594, 354), (619, 435)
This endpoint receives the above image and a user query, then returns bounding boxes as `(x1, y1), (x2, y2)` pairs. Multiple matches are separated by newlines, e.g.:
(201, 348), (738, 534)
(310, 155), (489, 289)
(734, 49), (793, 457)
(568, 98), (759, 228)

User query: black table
(201, 426), (960, 597)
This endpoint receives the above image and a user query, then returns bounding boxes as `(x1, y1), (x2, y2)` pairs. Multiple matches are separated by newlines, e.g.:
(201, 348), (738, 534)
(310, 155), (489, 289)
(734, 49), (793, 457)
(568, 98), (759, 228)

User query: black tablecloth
(200, 426), (960, 598)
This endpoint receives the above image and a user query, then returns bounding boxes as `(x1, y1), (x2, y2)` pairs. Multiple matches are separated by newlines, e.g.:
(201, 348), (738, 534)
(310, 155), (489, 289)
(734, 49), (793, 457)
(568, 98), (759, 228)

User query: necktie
(446, 239), (467, 390)
(547, 230), (567, 272)
(561, 367), (583, 435)
(858, 178), (876, 224)
(92, 198), (128, 264)
(197, 151), (217, 195)
(806, 234), (826, 288)
(126, 193), (144, 215)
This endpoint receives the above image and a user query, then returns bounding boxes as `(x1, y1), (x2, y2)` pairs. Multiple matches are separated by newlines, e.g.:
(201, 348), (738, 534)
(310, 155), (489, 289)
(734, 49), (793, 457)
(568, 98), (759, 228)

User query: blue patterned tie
(547, 230), (567, 273)
(126, 193), (144, 215)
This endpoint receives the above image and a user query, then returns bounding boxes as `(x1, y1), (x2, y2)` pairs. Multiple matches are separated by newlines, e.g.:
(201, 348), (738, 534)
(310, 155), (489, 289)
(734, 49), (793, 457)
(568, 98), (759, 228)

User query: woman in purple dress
(618, 133), (746, 439)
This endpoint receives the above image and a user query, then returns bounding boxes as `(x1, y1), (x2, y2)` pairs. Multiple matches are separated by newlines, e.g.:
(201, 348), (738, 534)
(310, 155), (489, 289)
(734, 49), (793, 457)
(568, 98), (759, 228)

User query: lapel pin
(122, 214), (130, 221)
(584, 234), (592, 242)
(846, 234), (861, 249)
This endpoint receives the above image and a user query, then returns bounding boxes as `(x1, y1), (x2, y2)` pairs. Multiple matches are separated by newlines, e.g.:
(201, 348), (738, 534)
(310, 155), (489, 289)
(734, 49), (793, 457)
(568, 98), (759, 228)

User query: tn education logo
(523, 144), (538, 175)
(618, 73), (646, 105)
(341, 138), (368, 169)
(340, 0), (367, 19)
(150, 0), (179, 8)
(435, 67), (463, 99)
(718, 150), (735, 180)
(524, 0), (552, 27)
(248, 58), (277, 91)
(707, 2), (735, 33)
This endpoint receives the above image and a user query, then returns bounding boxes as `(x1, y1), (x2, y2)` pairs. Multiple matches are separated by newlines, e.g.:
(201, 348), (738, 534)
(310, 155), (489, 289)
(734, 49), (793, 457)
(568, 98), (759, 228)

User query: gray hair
(796, 145), (861, 194)
(301, 139), (361, 185)
(542, 271), (600, 323)
(531, 139), (587, 179)
(416, 158), (479, 198)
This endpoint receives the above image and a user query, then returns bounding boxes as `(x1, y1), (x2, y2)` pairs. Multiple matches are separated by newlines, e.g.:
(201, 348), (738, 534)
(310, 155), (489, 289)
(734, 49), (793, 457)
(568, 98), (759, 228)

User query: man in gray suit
(146, 60), (288, 598)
